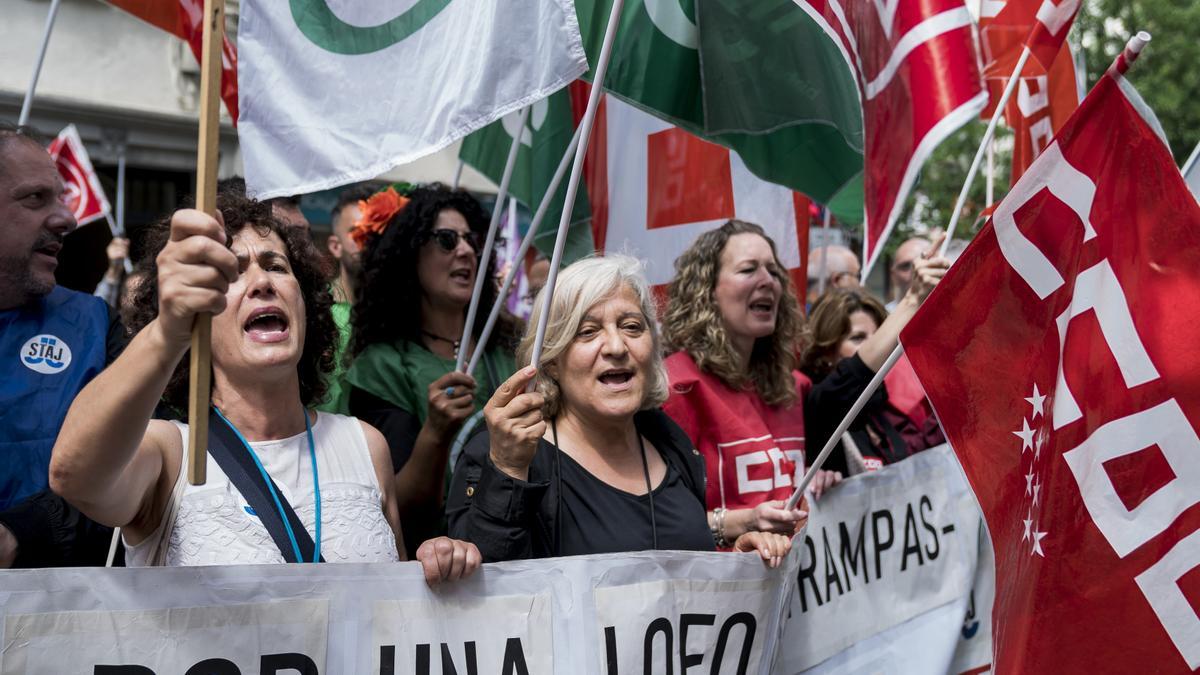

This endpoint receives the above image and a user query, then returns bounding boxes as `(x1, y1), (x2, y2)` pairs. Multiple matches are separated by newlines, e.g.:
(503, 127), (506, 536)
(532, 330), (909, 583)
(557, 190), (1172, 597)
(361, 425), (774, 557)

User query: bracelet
(710, 508), (731, 548)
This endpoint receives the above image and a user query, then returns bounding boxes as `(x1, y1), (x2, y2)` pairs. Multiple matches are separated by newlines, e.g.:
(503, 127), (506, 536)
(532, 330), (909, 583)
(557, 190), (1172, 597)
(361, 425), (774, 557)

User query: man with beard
(318, 184), (373, 413)
(0, 125), (125, 567)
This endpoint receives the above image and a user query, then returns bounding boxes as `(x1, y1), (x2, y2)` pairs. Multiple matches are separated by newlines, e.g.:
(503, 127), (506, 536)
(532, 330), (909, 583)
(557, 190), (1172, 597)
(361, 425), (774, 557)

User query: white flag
(238, 0), (588, 199)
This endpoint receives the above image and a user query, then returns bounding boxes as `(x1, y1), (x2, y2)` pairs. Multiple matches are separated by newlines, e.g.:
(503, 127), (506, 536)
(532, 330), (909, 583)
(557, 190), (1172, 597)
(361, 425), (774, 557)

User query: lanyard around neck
(213, 406), (322, 563)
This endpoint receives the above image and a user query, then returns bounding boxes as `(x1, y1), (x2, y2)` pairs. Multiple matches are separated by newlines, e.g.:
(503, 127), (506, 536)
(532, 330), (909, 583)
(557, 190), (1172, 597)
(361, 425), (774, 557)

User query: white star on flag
(1031, 530), (1048, 556)
(1026, 471), (1035, 495)
(1014, 417), (1036, 452)
(1023, 513), (1033, 542)
(1025, 384), (1047, 419)
(1032, 483), (1041, 507)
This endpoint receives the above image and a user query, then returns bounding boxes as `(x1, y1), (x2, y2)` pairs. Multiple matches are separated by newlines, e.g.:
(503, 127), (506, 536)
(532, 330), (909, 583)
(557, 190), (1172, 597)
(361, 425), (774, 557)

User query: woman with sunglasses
(344, 184), (521, 557)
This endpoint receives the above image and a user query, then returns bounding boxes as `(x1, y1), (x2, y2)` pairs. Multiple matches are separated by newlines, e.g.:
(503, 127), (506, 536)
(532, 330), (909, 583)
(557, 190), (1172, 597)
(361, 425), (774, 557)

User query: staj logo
(21, 334), (72, 375)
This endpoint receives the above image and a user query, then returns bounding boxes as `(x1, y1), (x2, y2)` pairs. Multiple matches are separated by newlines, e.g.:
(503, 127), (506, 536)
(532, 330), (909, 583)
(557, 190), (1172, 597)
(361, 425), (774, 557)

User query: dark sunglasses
(428, 228), (482, 254)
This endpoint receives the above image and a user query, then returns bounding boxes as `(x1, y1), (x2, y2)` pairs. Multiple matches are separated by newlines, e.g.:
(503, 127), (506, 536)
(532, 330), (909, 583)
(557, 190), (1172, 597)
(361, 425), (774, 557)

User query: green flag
(459, 90), (595, 262)
(573, 0), (865, 224)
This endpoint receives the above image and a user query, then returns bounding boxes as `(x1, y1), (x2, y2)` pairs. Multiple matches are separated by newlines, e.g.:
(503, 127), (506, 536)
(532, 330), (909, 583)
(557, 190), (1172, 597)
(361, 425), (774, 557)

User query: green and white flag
(239, 0), (588, 199)
(574, 0), (866, 223)
(458, 89), (596, 261)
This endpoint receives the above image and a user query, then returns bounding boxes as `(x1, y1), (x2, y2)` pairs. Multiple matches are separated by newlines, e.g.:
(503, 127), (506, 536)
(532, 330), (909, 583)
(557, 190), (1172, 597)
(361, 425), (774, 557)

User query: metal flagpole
(466, 124), (583, 375)
(787, 34), (1153, 510)
(451, 158), (466, 189)
(943, 47), (1032, 245)
(529, 0), (626, 371)
(116, 143), (133, 273)
(454, 106), (529, 372)
(986, 135), (995, 207)
(18, 0), (63, 126)
(815, 207), (831, 297)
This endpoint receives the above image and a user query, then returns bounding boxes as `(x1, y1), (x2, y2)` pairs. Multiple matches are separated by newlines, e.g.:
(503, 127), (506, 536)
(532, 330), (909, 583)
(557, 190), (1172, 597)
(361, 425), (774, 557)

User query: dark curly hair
(125, 191), (338, 414)
(350, 183), (520, 357)
(663, 220), (807, 407)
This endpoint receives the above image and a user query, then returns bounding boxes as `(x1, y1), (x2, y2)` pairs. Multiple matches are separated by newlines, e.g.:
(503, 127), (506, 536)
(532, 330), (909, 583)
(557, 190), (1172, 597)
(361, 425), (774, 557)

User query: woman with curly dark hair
(342, 183), (520, 556)
(49, 193), (480, 582)
(661, 221), (825, 547)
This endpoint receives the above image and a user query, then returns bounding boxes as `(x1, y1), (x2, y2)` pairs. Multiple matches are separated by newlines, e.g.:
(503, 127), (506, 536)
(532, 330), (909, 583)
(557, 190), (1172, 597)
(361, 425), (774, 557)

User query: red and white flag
(790, 0), (986, 279)
(980, 0), (1082, 185)
(902, 63), (1200, 672)
(103, 0), (239, 123)
(583, 93), (812, 296)
(47, 125), (111, 228)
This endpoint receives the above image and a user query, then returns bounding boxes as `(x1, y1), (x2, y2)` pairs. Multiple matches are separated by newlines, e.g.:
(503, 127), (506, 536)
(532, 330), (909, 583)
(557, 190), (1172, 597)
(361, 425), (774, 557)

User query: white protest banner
(778, 444), (989, 674)
(0, 547), (797, 674)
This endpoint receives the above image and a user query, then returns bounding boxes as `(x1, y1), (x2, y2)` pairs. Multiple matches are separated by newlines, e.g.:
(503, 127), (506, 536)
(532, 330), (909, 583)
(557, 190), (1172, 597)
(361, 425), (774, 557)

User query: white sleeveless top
(126, 412), (400, 566)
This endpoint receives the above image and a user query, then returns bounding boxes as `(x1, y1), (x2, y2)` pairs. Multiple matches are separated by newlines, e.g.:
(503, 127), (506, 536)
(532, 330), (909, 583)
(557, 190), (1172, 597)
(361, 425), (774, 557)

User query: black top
(555, 452), (713, 556)
(804, 353), (910, 476)
(446, 408), (713, 561)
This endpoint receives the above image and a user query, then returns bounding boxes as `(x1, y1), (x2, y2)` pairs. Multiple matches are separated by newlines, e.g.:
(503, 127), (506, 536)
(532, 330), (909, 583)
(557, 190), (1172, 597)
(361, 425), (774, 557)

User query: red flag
(47, 125), (111, 227)
(980, 0), (1081, 185)
(1025, 0), (1082, 70)
(103, 0), (239, 123)
(902, 67), (1200, 673)
(792, 0), (985, 279)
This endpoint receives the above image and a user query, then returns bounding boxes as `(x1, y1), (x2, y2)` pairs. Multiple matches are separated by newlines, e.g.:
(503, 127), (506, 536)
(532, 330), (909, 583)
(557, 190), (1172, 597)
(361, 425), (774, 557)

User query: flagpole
(185, 0), (227, 486)
(466, 123), (583, 375)
(116, 142), (133, 274)
(529, 0), (626, 371)
(455, 106), (529, 373)
(815, 207), (831, 297)
(451, 158), (465, 190)
(18, 0), (63, 126)
(985, 135), (995, 207)
(943, 47), (1032, 246)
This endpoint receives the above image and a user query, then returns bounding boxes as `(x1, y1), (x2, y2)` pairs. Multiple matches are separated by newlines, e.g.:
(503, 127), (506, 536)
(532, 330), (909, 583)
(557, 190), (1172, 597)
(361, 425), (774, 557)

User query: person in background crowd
(93, 235), (129, 309)
(448, 255), (794, 565)
(344, 184), (520, 557)
(801, 264), (947, 476)
(269, 194), (310, 230)
(317, 184), (374, 414)
(886, 236), (932, 312)
(525, 252), (550, 300)
(0, 124), (125, 568)
(805, 244), (861, 307)
(661, 221), (837, 548)
(49, 192), (480, 581)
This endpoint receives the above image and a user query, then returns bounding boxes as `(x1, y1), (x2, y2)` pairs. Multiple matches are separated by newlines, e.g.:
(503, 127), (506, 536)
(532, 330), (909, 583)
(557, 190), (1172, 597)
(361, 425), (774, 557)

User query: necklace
(213, 406), (322, 563)
(421, 329), (461, 357)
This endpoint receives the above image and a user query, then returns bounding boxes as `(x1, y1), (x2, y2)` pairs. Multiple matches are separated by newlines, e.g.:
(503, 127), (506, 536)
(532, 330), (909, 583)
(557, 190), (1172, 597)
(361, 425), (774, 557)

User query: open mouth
(449, 268), (473, 283)
(749, 298), (776, 313)
(597, 368), (635, 387)
(33, 242), (61, 260)
(243, 306), (290, 343)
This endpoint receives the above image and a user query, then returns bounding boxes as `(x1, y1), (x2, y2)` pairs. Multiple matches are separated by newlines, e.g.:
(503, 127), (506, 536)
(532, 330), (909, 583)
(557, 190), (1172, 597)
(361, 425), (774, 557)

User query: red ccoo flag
(1025, 0), (1082, 70)
(47, 125), (111, 227)
(103, 0), (239, 123)
(902, 41), (1200, 673)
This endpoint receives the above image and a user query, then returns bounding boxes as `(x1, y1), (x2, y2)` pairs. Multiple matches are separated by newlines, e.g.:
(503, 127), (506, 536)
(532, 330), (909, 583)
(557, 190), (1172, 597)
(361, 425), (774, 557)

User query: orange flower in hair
(350, 186), (409, 247)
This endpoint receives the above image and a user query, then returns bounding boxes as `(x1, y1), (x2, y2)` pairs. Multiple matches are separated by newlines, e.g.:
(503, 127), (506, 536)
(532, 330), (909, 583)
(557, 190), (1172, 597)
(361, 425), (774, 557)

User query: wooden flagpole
(186, 0), (226, 485)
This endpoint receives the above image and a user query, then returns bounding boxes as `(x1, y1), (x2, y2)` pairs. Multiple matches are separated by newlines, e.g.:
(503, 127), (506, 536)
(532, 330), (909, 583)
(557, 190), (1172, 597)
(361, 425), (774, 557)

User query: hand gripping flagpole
(529, 0), (626, 372)
(786, 32), (1154, 510)
(455, 106), (529, 373)
(466, 123), (583, 376)
(185, 0), (227, 486)
(18, 0), (63, 126)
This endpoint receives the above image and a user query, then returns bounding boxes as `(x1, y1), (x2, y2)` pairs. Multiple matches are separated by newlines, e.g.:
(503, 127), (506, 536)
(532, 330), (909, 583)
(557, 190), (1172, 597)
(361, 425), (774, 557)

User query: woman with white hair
(446, 255), (794, 564)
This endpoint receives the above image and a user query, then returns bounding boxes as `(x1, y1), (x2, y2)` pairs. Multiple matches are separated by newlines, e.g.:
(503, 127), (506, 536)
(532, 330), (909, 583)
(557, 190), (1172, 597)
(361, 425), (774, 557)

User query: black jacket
(805, 353), (910, 475)
(446, 408), (707, 562)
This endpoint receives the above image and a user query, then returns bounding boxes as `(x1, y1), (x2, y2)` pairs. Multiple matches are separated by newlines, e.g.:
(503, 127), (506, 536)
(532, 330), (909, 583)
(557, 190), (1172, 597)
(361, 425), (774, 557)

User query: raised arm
(855, 233), (949, 372)
(49, 210), (237, 538)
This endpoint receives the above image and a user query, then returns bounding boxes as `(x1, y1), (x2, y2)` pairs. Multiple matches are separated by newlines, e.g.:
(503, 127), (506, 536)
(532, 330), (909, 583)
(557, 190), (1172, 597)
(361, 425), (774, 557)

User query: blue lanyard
(213, 406), (322, 563)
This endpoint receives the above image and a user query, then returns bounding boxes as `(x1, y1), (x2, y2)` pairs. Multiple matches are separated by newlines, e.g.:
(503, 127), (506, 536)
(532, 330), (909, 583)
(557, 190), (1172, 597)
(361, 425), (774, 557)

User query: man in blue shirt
(0, 125), (123, 566)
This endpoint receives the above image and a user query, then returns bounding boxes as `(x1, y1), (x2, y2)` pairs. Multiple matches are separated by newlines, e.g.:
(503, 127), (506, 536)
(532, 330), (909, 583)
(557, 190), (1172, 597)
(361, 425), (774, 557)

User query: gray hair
(518, 254), (669, 417)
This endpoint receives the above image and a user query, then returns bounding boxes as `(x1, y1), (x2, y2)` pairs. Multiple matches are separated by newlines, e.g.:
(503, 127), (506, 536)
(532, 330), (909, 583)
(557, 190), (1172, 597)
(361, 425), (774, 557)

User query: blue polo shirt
(0, 286), (109, 510)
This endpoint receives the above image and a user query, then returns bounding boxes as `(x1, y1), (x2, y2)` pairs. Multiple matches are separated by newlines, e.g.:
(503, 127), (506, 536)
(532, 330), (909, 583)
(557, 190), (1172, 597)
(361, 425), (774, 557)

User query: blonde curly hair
(663, 220), (805, 407)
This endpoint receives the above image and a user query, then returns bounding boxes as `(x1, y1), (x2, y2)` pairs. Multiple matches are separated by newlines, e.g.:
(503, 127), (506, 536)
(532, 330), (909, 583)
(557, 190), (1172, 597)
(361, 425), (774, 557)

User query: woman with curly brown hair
(48, 192), (480, 582)
(662, 220), (830, 546)
(342, 184), (521, 556)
